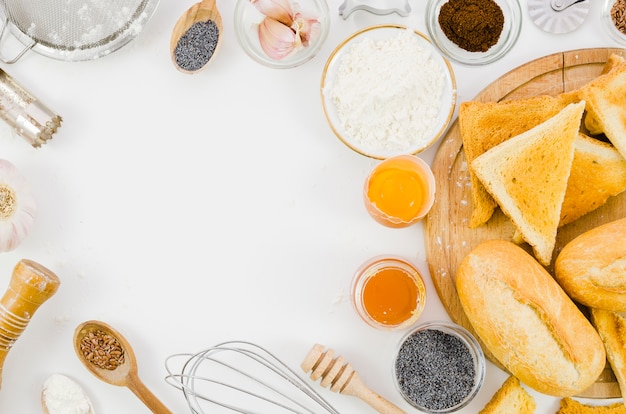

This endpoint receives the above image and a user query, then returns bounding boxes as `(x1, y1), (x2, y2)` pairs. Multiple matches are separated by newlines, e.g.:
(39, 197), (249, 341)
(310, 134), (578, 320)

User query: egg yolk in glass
(367, 167), (426, 222)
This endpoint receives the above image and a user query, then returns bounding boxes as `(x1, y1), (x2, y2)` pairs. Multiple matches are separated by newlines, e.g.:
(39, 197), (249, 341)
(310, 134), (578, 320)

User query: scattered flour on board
(326, 29), (446, 154)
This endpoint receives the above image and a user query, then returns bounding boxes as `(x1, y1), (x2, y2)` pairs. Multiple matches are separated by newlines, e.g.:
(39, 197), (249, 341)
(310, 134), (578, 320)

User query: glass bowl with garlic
(234, 0), (330, 69)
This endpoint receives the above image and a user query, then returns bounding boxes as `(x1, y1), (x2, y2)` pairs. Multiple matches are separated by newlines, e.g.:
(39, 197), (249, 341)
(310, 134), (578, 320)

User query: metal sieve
(0, 0), (159, 62)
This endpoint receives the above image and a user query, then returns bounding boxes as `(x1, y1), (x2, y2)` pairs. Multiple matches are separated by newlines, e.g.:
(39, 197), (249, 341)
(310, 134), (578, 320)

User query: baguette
(478, 375), (535, 414)
(456, 240), (606, 397)
(554, 217), (626, 311)
(589, 308), (626, 404)
(471, 101), (584, 266)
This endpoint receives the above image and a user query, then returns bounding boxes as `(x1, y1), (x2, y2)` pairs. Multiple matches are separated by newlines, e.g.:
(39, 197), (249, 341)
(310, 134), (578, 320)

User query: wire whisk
(165, 340), (340, 414)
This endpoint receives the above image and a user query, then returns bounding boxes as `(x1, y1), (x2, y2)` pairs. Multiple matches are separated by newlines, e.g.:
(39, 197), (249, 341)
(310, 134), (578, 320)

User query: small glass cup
(603, 0), (626, 45)
(364, 155), (436, 228)
(393, 321), (486, 413)
(351, 256), (426, 330)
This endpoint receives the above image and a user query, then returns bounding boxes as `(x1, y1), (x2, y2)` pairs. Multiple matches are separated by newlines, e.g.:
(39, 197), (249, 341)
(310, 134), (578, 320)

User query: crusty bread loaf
(557, 397), (626, 413)
(471, 101), (585, 266)
(456, 240), (606, 397)
(554, 217), (626, 311)
(478, 375), (536, 414)
(579, 60), (626, 160)
(590, 308), (626, 404)
(458, 93), (578, 228)
(584, 54), (626, 135)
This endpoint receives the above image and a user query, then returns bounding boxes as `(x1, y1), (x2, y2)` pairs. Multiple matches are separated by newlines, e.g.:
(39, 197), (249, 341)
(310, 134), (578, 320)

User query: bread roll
(554, 217), (626, 311)
(456, 240), (606, 397)
(589, 308), (626, 404)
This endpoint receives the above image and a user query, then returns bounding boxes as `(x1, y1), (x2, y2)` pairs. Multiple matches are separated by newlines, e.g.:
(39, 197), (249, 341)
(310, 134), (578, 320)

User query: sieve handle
(0, 17), (34, 64)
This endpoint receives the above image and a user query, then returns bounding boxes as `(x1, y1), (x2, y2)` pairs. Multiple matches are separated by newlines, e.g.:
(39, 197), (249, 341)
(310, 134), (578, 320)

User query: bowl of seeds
(234, 0), (330, 69)
(603, 0), (626, 45)
(393, 321), (485, 413)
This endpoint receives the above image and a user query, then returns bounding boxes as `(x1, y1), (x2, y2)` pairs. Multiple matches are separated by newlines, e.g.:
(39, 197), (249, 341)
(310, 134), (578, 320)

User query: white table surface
(0, 0), (621, 412)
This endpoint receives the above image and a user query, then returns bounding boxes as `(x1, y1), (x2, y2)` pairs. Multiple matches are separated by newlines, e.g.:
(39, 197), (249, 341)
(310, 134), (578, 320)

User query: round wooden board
(424, 48), (626, 399)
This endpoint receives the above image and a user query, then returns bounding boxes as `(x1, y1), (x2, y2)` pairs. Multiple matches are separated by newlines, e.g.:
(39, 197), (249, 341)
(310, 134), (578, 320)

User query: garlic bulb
(252, 0), (321, 60)
(251, 0), (293, 26)
(292, 13), (320, 47)
(258, 16), (302, 60)
(0, 159), (36, 252)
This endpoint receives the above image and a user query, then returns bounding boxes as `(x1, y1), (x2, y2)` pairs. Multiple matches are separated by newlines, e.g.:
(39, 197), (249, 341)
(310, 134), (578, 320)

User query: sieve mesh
(0, 0), (159, 61)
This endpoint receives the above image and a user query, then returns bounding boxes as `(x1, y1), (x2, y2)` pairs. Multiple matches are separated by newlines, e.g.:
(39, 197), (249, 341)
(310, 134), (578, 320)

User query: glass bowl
(234, 0), (330, 69)
(603, 0), (626, 45)
(393, 321), (486, 413)
(425, 0), (522, 65)
(351, 256), (427, 330)
(321, 25), (456, 160)
(363, 155), (436, 228)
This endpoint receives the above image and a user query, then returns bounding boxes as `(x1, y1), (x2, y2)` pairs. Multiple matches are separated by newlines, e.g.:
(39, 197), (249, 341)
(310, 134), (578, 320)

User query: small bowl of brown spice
(603, 0), (626, 45)
(425, 0), (522, 65)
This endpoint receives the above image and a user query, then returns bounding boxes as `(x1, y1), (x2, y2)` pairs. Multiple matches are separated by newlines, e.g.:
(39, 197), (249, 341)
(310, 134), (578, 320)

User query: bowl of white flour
(321, 25), (456, 159)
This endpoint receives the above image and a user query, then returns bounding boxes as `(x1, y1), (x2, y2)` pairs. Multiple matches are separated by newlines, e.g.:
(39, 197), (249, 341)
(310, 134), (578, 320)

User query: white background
(0, 0), (621, 412)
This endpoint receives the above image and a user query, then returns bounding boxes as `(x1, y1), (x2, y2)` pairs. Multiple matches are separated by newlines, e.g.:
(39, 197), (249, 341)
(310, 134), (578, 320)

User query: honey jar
(363, 155), (436, 228)
(351, 256), (426, 330)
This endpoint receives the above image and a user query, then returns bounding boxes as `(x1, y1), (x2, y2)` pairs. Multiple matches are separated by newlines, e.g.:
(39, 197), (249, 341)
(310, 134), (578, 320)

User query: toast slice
(560, 133), (626, 226)
(471, 101), (585, 266)
(478, 376), (536, 414)
(512, 133), (626, 243)
(459, 93), (579, 228)
(579, 59), (626, 160)
(557, 397), (626, 413)
(590, 308), (626, 405)
(584, 54), (626, 135)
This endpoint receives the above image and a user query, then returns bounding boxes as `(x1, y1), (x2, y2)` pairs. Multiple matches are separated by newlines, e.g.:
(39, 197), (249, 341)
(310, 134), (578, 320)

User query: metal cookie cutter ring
(339, 0), (411, 19)
(528, 0), (590, 34)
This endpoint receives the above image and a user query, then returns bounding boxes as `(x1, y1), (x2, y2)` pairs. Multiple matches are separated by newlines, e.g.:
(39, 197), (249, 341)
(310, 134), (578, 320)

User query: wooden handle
(301, 344), (406, 414)
(0, 259), (60, 388)
(127, 372), (172, 414)
(343, 375), (406, 414)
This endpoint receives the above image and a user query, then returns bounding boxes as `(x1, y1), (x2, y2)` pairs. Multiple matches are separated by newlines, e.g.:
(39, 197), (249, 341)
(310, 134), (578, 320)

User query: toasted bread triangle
(459, 93), (579, 228)
(471, 101), (585, 266)
(580, 60), (626, 160)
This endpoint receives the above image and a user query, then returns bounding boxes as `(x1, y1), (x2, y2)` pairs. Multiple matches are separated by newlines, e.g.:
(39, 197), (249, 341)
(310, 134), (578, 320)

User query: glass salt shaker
(339, 0), (411, 19)
(0, 68), (62, 147)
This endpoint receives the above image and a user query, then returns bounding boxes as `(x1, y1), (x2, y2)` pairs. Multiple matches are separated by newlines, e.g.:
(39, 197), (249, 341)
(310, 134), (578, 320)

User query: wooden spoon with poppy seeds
(74, 320), (172, 413)
(170, 0), (223, 73)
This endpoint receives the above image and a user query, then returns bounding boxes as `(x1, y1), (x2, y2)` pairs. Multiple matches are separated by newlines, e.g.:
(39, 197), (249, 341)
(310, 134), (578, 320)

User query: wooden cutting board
(424, 48), (626, 399)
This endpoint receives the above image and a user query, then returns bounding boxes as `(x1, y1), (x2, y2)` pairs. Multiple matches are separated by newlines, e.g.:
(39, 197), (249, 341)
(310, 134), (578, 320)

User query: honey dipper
(301, 344), (406, 414)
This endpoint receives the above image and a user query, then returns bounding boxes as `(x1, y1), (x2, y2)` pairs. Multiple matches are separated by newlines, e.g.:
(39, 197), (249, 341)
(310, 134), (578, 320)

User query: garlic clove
(258, 17), (301, 60)
(250, 0), (294, 26)
(292, 13), (321, 47)
(0, 159), (36, 252)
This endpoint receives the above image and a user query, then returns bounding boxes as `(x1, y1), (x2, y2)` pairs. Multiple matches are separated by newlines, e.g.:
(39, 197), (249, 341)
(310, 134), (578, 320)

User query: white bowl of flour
(321, 25), (456, 159)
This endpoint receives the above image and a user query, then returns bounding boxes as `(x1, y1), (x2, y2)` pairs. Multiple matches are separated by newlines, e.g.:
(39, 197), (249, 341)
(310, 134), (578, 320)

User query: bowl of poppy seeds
(425, 0), (522, 65)
(394, 321), (485, 412)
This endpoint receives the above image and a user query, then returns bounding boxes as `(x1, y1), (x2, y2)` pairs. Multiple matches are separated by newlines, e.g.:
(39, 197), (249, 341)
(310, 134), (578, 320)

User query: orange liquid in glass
(362, 266), (420, 326)
(367, 165), (427, 222)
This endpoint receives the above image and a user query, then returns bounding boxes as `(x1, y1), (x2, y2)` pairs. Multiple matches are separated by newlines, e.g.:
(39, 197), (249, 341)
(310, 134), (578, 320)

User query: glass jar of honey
(351, 256), (426, 330)
(363, 155), (436, 228)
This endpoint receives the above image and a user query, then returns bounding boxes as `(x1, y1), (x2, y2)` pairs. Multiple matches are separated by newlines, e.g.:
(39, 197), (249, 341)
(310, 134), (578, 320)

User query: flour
(326, 29), (447, 154)
(42, 374), (94, 414)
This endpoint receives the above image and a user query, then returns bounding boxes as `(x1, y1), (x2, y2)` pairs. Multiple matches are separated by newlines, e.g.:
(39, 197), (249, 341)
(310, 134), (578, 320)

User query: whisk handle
(345, 375), (407, 414)
(126, 372), (172, 414)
